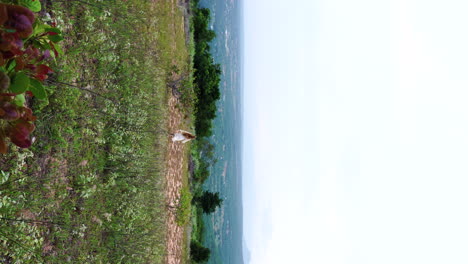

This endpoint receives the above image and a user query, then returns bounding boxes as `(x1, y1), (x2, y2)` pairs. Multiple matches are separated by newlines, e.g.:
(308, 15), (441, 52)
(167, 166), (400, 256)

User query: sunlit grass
(0, 0), (192, 262)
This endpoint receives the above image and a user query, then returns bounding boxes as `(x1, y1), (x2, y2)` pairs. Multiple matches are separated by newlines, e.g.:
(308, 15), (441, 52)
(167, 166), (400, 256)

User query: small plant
(0, 170), (9, 184)
(0, 2), (63, 153)
(176, 186), (193, 226)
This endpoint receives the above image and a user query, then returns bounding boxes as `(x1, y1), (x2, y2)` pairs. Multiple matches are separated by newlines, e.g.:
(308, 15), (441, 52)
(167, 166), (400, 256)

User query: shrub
(190, 240), (211, 263)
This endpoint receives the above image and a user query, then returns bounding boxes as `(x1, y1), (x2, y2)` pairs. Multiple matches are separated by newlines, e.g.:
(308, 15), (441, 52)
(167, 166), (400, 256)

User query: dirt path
(164, 95), (186, 264)
(148, 0), (191, 262)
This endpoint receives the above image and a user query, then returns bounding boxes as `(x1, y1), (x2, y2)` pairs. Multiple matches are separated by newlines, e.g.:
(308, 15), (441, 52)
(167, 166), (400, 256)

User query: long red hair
(182, 132), (196, 139)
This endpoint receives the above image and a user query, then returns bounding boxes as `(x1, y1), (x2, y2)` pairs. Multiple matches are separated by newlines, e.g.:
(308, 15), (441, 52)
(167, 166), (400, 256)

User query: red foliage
(0, 4), (35, 38)
(0, 4), (61, 152)
(34, 64), (53, 81)
(9, 119), (35, 148)
(0, 101), (36, 150)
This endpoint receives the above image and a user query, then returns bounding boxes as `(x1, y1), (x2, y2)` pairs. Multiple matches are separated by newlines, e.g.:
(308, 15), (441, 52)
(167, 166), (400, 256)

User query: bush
(190, 240), (211, 263)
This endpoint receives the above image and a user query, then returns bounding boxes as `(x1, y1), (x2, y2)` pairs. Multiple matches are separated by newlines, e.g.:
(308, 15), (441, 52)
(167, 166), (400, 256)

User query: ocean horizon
(198, 0), (244, 263)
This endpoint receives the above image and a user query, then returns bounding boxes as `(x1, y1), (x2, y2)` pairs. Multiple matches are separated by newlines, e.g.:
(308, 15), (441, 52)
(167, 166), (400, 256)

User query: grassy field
(0, 0), (192, 263)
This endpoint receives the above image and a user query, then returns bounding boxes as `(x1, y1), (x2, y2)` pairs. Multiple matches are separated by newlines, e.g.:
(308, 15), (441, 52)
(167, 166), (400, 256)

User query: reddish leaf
(0, 4), (7, 26)
(0, 32), (18, 51)
(25, 64), (36, 71)
(20, 107), (36, 122)
(2, 4), (35, 38)
(10, 134), (32, 148)
(37, 64), (53, 75)
(0, 136), (7, 154)
(15, 57), (25, 71)
(0, 53), (4, 66)
(1, 51), (15, 60)
(0, 102), (20, 120)
(9, 120), (35, 148)
(24, 46), (40, 60)
(10, 45), (23, 56)
(34, 64), (53, 81)
(34, 74), (46, 81)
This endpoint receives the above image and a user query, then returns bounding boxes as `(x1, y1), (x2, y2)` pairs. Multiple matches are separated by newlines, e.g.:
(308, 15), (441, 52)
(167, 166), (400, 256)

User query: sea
(198, 0), (244, 263)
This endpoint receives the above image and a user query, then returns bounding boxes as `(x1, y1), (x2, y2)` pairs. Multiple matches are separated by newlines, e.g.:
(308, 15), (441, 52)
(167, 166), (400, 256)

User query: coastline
(198, 0), (244, 263)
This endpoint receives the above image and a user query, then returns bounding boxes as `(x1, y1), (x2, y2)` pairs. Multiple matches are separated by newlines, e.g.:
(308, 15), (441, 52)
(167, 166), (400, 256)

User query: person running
(170, 129), (196, 143)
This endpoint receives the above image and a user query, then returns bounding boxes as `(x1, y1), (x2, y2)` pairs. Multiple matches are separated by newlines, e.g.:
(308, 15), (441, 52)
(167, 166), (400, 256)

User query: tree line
(189, 2), (224, 263)
(192, 0), (222, 138)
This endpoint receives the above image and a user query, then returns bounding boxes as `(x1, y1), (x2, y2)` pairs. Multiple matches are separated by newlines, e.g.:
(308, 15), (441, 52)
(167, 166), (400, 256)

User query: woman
(171, 129), (196, 143)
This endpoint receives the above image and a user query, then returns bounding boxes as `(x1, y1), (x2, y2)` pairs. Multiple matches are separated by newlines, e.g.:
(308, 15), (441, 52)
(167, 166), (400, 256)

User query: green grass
(190, 206), (205, 244)
(0, 0), (193, 263)
(176, 186), (193, 227)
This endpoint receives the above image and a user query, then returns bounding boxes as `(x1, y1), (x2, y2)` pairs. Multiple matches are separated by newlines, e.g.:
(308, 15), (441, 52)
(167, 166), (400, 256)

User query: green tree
(194, 191), (223, 214)
(190, 241), (211, 263)
(191, 2), (222, 138)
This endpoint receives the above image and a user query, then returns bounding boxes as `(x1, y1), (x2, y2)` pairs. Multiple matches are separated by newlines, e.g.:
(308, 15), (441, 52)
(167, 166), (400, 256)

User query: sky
(242, 0), (468, 263)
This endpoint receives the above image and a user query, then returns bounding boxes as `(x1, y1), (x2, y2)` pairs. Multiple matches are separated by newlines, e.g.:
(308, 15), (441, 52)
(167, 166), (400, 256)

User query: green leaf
(0, 171), (10, 185)
(18, 0), (42, 12)
(53, 43), (64, 56)
(46, 28), (64, 43)
(12, 93), (26, 106)
(48, 34), (64, 43)
(42, 42), (52, 51)
(33, 40), (51, 51)
(5, 60), (16, 72)
(9, 72), (30, 94)
(45, 27), (62, 34)
(33, 23), (47, 35)
(29, 78), (47, 99)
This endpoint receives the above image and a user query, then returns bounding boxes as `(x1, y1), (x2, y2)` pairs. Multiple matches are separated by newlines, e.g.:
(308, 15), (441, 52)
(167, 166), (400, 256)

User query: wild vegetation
(0, 0), (225, 263)
(0, 0), (191, 262)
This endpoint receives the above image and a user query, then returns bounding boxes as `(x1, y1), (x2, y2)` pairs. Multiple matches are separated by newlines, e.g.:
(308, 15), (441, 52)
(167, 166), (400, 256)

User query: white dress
(171, 130), (193, 143)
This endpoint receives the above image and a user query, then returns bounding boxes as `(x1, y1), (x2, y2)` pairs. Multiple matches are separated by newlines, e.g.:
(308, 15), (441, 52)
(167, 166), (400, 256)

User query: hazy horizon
(197, 0), (244, 263)
(243, 0), (468, 263)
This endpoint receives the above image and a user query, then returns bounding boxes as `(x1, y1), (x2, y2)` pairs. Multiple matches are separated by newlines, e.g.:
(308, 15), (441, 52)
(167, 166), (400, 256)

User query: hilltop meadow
(0, 0), (222, 263)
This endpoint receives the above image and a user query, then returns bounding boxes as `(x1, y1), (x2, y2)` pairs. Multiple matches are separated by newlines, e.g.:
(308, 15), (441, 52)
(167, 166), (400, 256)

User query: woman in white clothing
(170, 130), (196, 143)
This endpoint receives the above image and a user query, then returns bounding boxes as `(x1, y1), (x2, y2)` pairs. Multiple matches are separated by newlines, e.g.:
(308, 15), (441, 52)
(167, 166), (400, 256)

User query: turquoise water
(198, 0), (243, 263)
